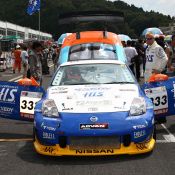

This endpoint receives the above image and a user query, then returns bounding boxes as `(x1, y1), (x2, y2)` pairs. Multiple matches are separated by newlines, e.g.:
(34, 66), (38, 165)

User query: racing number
(150, 95), (167, 107)
(21, 100), (35, 110)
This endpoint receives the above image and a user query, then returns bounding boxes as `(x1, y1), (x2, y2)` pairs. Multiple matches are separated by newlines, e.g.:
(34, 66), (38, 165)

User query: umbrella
(141, 27), (163, 36)
(118, 34), (132, 42)
(164, 35), (172, 42)
(57, 33), (72, 45)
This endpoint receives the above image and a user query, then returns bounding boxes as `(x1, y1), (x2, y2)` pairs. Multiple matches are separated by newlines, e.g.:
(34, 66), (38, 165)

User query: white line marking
(9, 75), (22, 82)
(8, 64), (54, 82)
(161, 124), (175, 142)
(9, 64), (53, 81)
(156, 140), (169, 143)
(163, 135), (175, 142)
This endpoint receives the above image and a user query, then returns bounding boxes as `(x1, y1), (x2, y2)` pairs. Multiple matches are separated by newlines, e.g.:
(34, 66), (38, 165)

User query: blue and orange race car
(0, 59), (156, 156)
(0, 30), (175, 156)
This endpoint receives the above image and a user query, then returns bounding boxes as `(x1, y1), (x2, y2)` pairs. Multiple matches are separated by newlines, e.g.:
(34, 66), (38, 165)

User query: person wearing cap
(13, 45), (22, 73)
(144, 33), (168, 82)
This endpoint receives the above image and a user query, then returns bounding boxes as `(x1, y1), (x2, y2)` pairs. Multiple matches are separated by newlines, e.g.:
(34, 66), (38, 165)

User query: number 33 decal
(21, 100), (36, 110)
(150, 95), (167, 106)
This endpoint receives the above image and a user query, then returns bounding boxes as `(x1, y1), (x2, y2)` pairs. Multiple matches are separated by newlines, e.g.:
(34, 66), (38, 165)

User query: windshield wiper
(105, 81), (135, 84)
(63, 82), (99, 85)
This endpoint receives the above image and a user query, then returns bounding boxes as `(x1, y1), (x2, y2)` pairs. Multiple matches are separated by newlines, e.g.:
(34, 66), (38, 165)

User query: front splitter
(34, 137), (155, 156)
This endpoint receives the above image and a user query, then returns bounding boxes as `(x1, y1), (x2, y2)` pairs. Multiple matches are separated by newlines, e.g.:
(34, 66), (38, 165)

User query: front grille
(69, 136), (120, 150)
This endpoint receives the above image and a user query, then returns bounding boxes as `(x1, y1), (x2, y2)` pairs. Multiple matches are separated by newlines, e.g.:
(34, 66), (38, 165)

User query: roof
(60, 59), (125, 67)
(62, 31), (122, 48)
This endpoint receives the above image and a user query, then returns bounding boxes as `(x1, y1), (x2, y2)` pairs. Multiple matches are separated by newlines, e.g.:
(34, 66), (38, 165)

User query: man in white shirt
(124, 40), (138, 75)
(20, 45), (29, 78)
(144, 33), (168, 82)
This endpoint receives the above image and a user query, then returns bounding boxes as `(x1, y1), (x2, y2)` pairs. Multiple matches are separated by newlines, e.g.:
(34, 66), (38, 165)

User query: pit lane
(0, 67), (175, 175)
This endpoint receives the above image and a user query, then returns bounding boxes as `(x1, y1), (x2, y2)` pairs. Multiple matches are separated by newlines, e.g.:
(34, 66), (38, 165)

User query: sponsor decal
(136, 143), (148, 150)
(51, 87), (68, 91)
(0, 86), (18, 103)
(0, 107), (13, 113)
(20, 113), (34, 119)
(44, 147), (55, 154)
(144, 89), (152, 94)
(76, 100), (112, 106)
(133, 125), (146, 130)
(88, 107), (98, 112)
(126, 116), (141, 120)
(62, 103), (73, 111)
(21, 91), (42, 98)
(58, 91), (68, 94)
(75, 149), (114, 154)
(114, 102), (126, 110)
(57, 87), (68, 91)
(134, 130), (146, 138)
(66, 95), (73, 99)
(80, 124), (108, 130)
(154, 108), (168, 115)
(171, 84), (175, 98)
(41, 122), (56, 131)
(43, 132), (55, 139)
(84, 91), (104, 98)
(74, 87), (110, 92)
(119, 89), (136, 92)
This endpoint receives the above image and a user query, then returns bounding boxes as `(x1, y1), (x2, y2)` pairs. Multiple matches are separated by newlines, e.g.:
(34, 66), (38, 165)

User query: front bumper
(34, 136), (155, 156)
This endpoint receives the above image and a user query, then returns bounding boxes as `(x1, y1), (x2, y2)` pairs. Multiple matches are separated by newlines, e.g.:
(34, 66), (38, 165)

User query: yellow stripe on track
(0, 138), (33, 142)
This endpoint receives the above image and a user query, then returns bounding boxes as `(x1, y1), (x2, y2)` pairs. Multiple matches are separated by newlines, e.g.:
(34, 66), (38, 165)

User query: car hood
(47, 84), (139, 113)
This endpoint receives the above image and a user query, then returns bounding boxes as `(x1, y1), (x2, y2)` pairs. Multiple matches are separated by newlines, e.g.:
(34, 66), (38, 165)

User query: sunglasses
(146, 38), (153, 40)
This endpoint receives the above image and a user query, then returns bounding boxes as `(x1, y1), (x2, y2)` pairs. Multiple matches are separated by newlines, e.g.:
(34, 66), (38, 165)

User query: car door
(0, 81), (45, 122)
(142, 77), (175, 117)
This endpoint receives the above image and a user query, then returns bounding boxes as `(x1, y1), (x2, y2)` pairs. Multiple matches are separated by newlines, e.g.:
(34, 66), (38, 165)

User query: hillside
(0, 0), (172, 39)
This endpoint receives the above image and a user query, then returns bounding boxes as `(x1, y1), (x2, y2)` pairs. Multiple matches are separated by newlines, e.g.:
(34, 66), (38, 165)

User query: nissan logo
(90, 116), (98, 122)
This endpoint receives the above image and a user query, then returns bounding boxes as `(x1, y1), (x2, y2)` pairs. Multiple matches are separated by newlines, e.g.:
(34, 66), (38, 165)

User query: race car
(32, 60), (156, 156)
(58, 31), (127, 65)
(1, 60), (175, 156)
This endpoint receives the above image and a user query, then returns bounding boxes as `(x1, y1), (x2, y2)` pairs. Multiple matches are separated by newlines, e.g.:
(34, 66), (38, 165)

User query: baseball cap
(16, 45), (21, 49)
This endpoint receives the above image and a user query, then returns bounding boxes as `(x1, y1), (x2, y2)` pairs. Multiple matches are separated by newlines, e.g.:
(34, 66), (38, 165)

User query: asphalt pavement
(0, 66), (175, 175)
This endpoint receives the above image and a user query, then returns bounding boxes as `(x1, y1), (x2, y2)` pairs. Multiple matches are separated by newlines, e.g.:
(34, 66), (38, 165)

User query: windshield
(69, 43), (117, 61)
(52, 63), (135, 86)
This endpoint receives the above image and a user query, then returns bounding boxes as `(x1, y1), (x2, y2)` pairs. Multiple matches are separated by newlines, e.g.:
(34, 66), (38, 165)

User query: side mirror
(148, 74), (168, 83)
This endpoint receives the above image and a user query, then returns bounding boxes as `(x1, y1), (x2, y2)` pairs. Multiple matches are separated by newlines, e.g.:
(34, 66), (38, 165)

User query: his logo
(90, 116), (98, 122)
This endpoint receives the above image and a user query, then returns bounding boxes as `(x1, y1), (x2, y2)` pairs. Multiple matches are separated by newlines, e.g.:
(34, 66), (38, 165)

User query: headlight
(129, 97), (146, 116)
(42, 99), (59, 117)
